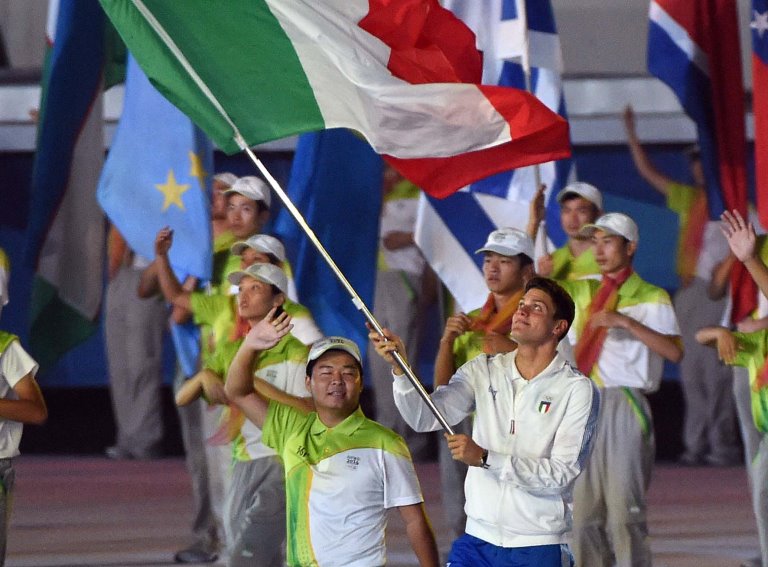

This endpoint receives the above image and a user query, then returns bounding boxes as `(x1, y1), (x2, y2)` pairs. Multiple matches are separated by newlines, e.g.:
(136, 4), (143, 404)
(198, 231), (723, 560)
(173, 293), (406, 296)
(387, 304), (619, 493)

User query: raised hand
(367, 323), (408, 371)
(155, 226), (174, 257)
(244, 308), (293, 351)
(720, 210), (757, 263)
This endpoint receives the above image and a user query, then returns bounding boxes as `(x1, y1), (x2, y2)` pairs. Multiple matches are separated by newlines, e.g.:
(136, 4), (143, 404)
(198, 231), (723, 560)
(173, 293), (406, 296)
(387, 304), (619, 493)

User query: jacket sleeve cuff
(392, 371), (415, 392)
(484, 449), (502, 472)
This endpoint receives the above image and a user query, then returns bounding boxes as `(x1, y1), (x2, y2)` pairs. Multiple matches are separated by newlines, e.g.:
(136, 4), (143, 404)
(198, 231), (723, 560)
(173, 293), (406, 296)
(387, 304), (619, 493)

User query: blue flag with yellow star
(97, 54), (212, 280)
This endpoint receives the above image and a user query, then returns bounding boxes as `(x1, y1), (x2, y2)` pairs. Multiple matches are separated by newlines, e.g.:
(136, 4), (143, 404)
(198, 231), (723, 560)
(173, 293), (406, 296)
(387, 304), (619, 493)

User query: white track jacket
(393, 351), (599, 548)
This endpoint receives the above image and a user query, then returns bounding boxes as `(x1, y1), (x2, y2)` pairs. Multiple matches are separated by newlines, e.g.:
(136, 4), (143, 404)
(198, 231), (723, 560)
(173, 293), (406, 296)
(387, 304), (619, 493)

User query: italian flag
(100, 0), (570, 197)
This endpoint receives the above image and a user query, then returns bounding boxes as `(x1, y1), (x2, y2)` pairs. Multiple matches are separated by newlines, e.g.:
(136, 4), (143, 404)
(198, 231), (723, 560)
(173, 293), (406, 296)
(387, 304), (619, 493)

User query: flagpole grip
(240, 144), (455, 435)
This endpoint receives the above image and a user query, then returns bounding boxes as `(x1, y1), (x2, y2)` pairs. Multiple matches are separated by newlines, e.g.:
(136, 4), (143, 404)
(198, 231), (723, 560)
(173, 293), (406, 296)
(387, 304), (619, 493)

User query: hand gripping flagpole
(128, 0), (453, 433)
(238, 138), (455, 435)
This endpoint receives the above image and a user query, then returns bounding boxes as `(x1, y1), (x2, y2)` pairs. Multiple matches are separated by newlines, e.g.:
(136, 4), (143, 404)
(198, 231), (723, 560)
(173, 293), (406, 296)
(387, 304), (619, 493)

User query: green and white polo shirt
(0, 332), (38, 458)
(562, 273), (680, 392)
(550, 244), (601, 281)
(263, 404), (423, 567)
(730, 329), (768, 434)
(233, 334), (309, 462)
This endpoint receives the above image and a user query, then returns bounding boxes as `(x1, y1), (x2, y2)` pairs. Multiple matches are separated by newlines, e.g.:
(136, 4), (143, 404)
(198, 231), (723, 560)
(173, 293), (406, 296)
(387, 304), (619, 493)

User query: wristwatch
(480, 448), (490, 469)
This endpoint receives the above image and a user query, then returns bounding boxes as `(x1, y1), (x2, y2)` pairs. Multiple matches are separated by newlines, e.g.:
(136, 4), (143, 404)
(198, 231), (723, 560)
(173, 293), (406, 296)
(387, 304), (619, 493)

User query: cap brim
(309, 344), (362, 364)
(227, 271), (247, 286)
(230, 243), (248, 255)
(475, 245), (532, 260)
(580, 223), (620, 238)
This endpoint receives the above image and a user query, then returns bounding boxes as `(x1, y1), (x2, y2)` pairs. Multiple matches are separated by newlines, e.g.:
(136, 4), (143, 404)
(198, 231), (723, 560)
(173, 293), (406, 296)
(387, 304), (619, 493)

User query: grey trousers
(733, 367), (768, 566)
(224, 456), (285, 567)
(572, 388), (655, 567)
(0, 458), (14, 567)
(175, 362), (229, 554)
(104, 265), (166, 457)
(368, 270), (432, 459)
(675, 279), (739, 463)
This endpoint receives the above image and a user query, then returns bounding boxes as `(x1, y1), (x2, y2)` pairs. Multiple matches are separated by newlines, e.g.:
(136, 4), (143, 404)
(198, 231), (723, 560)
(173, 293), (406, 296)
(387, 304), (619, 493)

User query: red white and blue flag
(753, 1), (768, 228)
(648, 0), (754, 322)
(416, 0), (572, 311)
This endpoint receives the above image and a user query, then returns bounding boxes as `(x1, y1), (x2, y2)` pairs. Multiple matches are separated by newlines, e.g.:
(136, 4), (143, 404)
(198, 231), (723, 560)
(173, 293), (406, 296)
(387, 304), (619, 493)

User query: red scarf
(677, 191), (708, 287)
(574, 267), (633, 376)
(469, 290), (523, 353)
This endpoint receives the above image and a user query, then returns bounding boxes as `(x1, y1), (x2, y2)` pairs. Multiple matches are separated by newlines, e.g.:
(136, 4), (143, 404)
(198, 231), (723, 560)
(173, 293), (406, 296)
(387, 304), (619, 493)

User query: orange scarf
(677, 191), (708, 287)
(574, 267), (633, 376)
(469, 290), (523, 353)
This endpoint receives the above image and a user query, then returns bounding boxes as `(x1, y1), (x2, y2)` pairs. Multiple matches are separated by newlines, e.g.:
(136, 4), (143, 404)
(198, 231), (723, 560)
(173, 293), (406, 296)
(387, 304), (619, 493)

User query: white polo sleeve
(1, 340), (39, 388)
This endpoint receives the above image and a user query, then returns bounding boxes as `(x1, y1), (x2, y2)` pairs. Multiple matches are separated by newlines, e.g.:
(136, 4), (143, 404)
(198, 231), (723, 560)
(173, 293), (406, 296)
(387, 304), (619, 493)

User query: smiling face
(482, 252), (529, 295)
(306, 351), (362, 422)
(236, 275), (284, 322)
(592, 229), (635, 276)
(560, 196), (599, 239)
(510, 288), (567, 346)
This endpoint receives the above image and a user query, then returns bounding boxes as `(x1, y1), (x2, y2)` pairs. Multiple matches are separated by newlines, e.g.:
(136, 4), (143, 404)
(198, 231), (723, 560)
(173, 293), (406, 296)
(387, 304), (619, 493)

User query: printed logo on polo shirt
(296, 445), (308, 458)
(345, 455), (360, 470)
(538, 397), (552, 414)
(488, 384), (498, 402)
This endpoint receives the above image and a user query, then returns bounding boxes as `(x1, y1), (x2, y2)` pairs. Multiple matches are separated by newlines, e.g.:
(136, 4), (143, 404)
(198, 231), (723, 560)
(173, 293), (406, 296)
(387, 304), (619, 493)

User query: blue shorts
(446, 533), (574, 567)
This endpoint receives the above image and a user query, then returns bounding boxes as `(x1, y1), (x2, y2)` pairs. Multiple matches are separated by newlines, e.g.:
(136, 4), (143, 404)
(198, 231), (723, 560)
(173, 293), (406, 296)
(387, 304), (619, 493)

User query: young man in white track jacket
(370, 277), (599, 567)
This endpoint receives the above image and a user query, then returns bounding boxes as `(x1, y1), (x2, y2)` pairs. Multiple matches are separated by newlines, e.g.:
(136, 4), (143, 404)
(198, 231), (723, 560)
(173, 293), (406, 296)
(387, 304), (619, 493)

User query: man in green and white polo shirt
(219, 263), (308, 567)
(561, 213), (683, 567)
(226, 333), (440, 567)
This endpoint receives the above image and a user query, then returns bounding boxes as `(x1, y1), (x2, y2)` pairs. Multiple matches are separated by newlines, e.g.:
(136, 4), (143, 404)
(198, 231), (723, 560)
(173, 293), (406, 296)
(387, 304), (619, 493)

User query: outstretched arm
(526, 183), (546, 239)
(721, 210), (768, 301)
(708, 254), (736, 300)
(253, 377), (314, 414)
(0, 374), (47, 425)
(398, 504), (440, 567)
(591, 310), (683, 363)
(154, 228), (192, 311)
(624, 106), (675, 195)
(225, 309), (293, 428)
(695, 326), (737, 364)
(433, 313), (470, 389)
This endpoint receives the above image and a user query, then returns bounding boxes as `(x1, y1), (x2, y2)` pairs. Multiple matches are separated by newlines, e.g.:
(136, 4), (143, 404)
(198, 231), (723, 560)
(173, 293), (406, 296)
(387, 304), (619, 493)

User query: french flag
(753, 1), (768, 229)
(648, 0), (754, 322)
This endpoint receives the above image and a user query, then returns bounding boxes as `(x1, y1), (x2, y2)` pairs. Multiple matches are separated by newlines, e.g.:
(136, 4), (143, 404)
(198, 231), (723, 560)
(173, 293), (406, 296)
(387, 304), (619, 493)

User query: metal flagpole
(519, 0), (550, 256)
(129, 0), (454, 433)
(238, 140), (456, 435)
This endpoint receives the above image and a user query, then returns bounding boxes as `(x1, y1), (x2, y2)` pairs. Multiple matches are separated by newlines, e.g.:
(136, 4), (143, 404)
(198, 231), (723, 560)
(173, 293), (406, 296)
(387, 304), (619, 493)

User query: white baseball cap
(213, 172), (238, 187)
(225, 176), (271, 208)
(555, 181), (603, 210)
(231, 234), (286, 263)
(475, 228), (535, 262)
(581, 212), (639, 243)
(308, 336), (362, 364)
(227, 262), (288, 294)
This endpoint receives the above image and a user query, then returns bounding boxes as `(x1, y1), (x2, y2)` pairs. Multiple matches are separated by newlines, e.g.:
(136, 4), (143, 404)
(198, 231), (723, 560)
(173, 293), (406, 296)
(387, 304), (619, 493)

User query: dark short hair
(483, 251), (533, 269)
(559, 192), (600, 214)
(518, 254), (534, 269)
(227, 193), (269, 214)
(524, 276), (575, 340)
(684, 144), (701, 163)
(306, 350), (364, 380)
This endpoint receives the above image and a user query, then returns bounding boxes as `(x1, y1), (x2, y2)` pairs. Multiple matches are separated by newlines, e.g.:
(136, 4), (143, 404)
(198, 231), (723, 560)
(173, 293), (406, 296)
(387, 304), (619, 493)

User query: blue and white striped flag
(417, 0), (572, 311)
